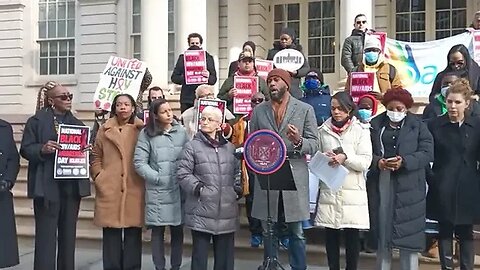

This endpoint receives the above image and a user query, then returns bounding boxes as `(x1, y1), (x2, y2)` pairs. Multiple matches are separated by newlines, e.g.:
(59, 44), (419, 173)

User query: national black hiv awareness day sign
(54, 124), (90, 179)
(93, 56), (147, 111)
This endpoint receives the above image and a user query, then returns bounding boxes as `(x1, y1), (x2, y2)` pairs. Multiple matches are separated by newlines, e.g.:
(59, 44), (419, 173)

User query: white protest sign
(93, 56), (147, 111)
(272, 49), (305, 72)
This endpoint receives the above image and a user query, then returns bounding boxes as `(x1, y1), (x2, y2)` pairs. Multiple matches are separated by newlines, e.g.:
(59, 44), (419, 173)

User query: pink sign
(184, 50), (208, 85)
(233, 76), (258, 114)
(473, 30), (480, 64)
(350, 72), (375, 103)
(255, 59), (274, 80)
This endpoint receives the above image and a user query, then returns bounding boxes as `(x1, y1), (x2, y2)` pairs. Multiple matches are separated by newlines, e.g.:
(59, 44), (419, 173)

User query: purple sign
(243, 129), (287, 175)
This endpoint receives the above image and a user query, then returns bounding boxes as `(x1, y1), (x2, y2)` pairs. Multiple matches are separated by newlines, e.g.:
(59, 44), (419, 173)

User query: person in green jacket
(218, 51), (269, 117)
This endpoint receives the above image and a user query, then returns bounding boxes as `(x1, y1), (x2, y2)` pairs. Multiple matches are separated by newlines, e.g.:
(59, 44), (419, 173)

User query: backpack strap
(389, 64), (396, 84)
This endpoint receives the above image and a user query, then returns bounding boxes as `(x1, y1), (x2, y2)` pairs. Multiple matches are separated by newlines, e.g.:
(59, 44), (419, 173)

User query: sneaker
(279, 236), (289, 249)
(250, 235), (263, 248)
(302, 219), (313, 230)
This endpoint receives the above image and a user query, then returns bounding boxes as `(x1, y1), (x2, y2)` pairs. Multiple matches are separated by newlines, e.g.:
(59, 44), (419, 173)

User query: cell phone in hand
(385, 157), (397, 162)
(332, 147), (344, 155)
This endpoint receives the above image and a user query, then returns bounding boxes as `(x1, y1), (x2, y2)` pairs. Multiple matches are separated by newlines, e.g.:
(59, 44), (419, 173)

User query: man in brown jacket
(346, 37), (402, 105)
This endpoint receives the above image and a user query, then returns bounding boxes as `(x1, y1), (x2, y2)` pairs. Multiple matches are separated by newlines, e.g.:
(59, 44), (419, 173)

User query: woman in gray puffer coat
(134, 98), (188, 270)
(177, 105), (241, 270)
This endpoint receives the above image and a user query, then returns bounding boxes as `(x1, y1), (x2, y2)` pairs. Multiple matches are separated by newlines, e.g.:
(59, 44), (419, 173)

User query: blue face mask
(358, 109), (373, 122)
(364, 51), (379, 64)
(304, 78), (320, 90)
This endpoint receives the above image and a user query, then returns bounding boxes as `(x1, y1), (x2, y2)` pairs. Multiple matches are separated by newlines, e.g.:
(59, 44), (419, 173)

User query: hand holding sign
(42, 140), (62, 154)
(201, 70), (210, 78)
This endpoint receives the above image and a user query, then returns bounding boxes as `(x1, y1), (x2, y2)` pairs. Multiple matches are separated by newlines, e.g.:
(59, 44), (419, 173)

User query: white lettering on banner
(62, 128), (82, 135)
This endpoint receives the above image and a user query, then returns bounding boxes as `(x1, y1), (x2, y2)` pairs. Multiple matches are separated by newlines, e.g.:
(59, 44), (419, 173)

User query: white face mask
(440, 86), (449, 97)
(387, 110), (406, 123)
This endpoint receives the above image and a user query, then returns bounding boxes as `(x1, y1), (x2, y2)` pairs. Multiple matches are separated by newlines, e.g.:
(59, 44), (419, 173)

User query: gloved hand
(0, 180), (12, 192)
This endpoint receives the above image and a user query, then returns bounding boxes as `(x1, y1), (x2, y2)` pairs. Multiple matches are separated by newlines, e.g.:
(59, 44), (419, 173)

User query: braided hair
(36, 81), (58, 112)
(136, 68), (152, 111)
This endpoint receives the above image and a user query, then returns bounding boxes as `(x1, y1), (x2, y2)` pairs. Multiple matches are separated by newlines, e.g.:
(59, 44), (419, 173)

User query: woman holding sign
(314, 91), (372, 270)
(91, 93), (145, 270)
(368, 88), (433, 270)
(20, 81), (91, 270)
(134, 98), (188, 270)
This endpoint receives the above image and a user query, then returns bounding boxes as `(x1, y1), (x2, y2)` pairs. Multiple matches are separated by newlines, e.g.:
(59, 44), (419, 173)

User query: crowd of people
(1, 14), (480, 270)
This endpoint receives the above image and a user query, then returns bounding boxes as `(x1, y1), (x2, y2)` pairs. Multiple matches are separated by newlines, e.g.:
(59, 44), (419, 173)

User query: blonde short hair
(195, 84), (214, 98)
(201, 106), (223, 122)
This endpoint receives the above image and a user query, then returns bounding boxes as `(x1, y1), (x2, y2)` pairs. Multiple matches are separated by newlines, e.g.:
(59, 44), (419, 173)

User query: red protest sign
(195, 99), (227, 132)
(255, 59), (274, 80)
(233, 76), (259, 114)
(350, 72), (375, 103)
(54, 124), (90, 179)
(184, 50), (208, 85)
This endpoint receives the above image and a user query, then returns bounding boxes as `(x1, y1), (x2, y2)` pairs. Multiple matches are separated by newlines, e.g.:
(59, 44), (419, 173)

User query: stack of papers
(308, 152), (349, 192)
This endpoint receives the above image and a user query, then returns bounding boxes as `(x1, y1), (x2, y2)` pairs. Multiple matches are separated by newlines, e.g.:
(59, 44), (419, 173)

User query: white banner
(383, 32), (473, 97)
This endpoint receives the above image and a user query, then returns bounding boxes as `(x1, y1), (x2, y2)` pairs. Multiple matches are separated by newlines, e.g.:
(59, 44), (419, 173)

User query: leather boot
(459, 239), (474, 270)
(438, 238), (454, 270)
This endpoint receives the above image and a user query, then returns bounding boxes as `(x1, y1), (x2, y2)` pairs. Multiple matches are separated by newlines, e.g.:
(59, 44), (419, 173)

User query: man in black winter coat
(341, 14), (373, 73)
(171, 33), (217, 113)
(266, 27), (309, 99)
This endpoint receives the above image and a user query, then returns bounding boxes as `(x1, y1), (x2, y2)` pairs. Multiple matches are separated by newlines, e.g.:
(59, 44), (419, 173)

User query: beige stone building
(0, 0), (479, 114)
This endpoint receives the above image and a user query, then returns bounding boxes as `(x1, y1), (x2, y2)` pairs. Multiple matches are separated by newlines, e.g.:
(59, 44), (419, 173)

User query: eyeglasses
(53, 93), (73, 101)
(200, 116), (219, 123)
(449, 61), (464, 67)
(251, 98), (264, 104)
(356, 20), (367, 25)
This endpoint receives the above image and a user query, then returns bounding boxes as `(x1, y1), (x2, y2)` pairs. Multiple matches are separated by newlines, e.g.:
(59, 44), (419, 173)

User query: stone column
(227, 0), (249, 63)
(141, 0), (169, 88)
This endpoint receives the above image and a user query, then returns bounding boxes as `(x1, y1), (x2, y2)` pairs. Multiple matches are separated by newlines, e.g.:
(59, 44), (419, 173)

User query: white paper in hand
(308, 152), (349, 192)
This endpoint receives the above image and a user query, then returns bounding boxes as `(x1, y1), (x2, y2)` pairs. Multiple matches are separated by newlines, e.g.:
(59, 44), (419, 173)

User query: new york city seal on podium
(243, 129), (287, 175)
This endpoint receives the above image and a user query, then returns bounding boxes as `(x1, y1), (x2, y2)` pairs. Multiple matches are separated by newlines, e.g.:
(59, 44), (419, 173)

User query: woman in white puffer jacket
(314, 91), (372, 270)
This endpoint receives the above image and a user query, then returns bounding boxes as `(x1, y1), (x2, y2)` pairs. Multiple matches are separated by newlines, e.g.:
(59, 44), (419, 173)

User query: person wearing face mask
(218, 51), (269, 116)
(341, 14), (374, 73)
(367, 88), (433, 270)
(429, 44), (480, 103)
(171, 33), (218, 113)
(427, 79), (480, 270)
(315, 91), (372, 270)
(300, 69), (331, 126)
(347, 37), (402, 106)
(266, 27), (310, 99)
(356, 94), (379, 124)
(20, 81), (91, 270)
(91, 94), (145, 270)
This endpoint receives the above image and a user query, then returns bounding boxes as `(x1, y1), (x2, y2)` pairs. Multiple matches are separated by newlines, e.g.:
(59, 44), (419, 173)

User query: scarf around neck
(330, 118), (352, 134)
(271, 93), (290, 128)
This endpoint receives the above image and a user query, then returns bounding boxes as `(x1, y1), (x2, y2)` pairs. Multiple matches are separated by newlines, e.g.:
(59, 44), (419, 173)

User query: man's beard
(270, 87), (287, 102)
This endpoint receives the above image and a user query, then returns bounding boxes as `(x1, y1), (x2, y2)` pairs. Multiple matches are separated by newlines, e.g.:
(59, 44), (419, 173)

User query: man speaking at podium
(250, 68), (318, 270)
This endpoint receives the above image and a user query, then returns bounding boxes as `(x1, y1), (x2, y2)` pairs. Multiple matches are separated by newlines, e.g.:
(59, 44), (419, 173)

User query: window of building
(38, 0), (76, 75)
(131, 0), (141, 59)
(395, 0), (426, 42)
(272, 1), (336, 74)
(307, 1), (335, 73)
(168, 0), (175, 70)
(435, 0), (467, 39)
(395, 0), (467, 42)
(273, 3), (300, 42)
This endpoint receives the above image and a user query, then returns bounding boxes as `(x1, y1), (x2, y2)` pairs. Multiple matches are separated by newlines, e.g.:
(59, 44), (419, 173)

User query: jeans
(262, 194), (306, 270)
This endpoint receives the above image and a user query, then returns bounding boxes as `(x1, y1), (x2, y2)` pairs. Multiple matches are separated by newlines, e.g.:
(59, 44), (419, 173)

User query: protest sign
(255, 59), (274, 80)
(195, 99), (226, 132)
(54, 124), (90, 179)
(93, 56), (147, 111)
(272, 49), (305, 72)
(471, 30), (480, 64)
(233, 76), (258, 114)
(350, 72), (375, 103)
(385, 32), (473, 97)
(143, 109), (150, 125)
(184, 50), (208, 85)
